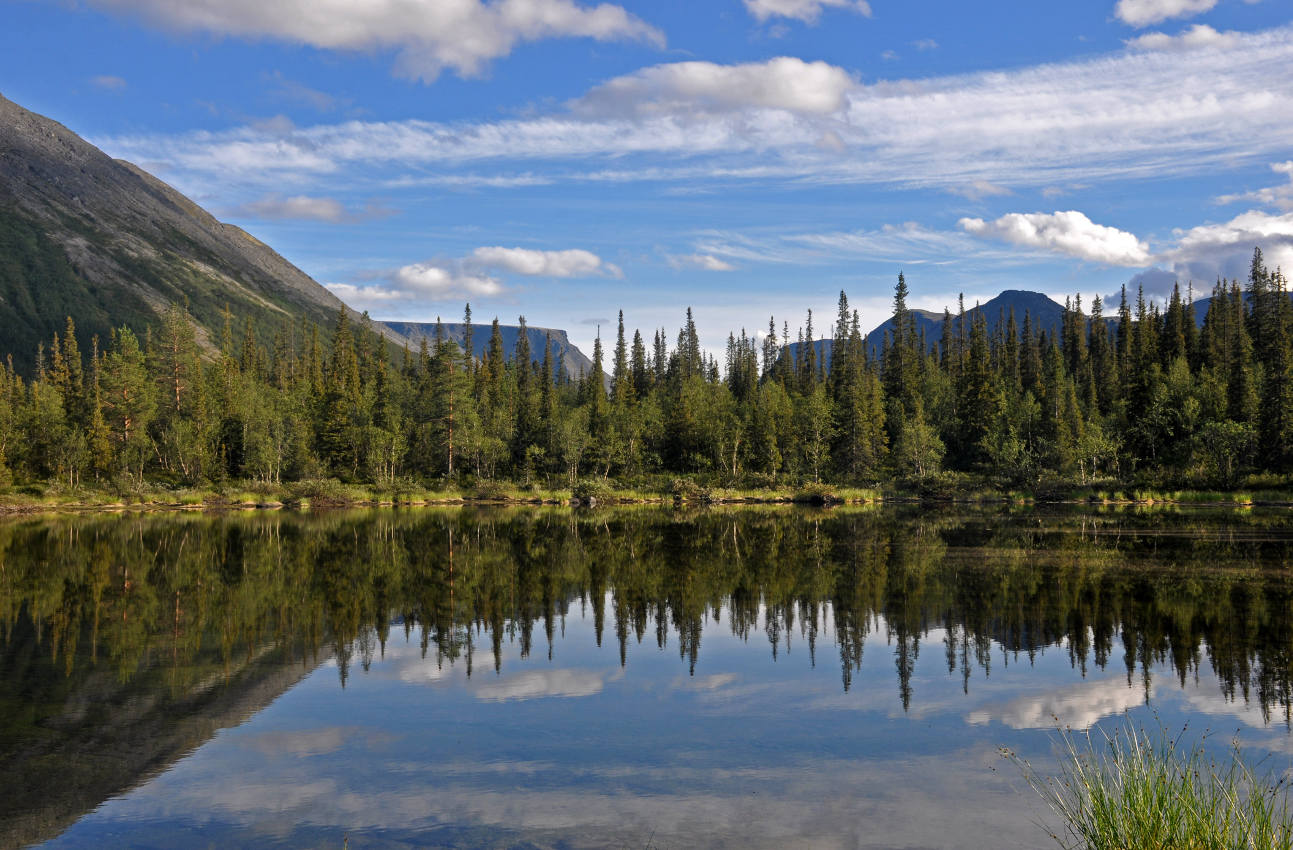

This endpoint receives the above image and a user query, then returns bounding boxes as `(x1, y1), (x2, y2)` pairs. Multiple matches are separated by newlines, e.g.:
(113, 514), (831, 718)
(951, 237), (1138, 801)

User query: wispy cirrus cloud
(97, 26), (1293, 200)
(668, 253), (737, 272)
(226, 193), (393, 223)
(89, 74), (127, 90)
(1217, 161), (1293, 211)
(80, 0), (664, 82)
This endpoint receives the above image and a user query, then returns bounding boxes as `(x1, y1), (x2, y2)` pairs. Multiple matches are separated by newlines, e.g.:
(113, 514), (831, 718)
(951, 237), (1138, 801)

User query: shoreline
(1, 485), (1290, 515)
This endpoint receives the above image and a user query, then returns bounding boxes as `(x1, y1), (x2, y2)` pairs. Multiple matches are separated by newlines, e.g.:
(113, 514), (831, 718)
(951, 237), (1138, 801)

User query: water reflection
(2, 505), (1292, 848)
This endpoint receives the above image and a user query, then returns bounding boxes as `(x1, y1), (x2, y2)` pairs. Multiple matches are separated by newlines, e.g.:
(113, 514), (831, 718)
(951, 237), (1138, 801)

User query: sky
(3, 0), (1293, 355)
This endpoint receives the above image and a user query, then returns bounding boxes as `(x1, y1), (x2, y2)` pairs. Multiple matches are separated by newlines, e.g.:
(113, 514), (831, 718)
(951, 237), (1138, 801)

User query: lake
(2, 505), (1292, 849)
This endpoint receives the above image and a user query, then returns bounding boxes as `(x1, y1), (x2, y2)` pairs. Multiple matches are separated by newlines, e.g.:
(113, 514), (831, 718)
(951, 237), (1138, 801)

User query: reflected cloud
(675, 672), (739, 691)
(473, 669), (609, 702)
(967, 677), (1150, 730)
(238, 727), (349, 758)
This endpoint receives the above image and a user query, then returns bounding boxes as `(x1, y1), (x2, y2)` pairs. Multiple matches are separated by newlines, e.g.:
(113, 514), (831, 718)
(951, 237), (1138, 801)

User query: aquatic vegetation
(1008, 723), (1293, 849)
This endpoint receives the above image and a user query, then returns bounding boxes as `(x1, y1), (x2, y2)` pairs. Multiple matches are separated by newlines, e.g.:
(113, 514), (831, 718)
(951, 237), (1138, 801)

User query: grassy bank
(0, 472), (1290, 513)
(1007, 723), (1293, 850)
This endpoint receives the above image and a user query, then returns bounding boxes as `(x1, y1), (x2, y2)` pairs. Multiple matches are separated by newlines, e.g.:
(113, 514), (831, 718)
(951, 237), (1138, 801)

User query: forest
(0, 248), (1289, 498)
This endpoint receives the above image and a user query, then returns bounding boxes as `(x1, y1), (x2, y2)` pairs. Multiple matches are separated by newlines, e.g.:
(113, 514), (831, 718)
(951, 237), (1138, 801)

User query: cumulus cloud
(90, 74), (127, 90)
(84, 0), (663, 81)
(1126, 23), (1240, 50)
(959, 210), (1152, 266)
(393, 262), (504, 296)
(1217, 161), (1293, 211)
(471, 246), (617, 277)
(226, 193), (392, 223)
(1114, 0), (1216, 28)
(322, 244), (616, 312)
(1160, 209), (1293, 282)
(576, 56), (856, 116)
(327, 264), (502, 311)
(743, 0), (871, 24)
(668, 253), (737, 272)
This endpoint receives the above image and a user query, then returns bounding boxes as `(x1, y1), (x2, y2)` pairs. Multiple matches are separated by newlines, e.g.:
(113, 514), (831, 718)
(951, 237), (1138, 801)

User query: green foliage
(1, 267), (1292, 495)
(1008, 722), (1293, 850)
(571, 478), (616, 504)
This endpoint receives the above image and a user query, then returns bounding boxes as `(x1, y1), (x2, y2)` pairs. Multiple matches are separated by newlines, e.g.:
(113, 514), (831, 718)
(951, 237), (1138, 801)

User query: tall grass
(1007, 723), (1293, 849)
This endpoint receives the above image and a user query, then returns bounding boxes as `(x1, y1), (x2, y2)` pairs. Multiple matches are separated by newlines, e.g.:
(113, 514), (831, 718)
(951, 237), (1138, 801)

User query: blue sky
(3, 0), (1292, 353)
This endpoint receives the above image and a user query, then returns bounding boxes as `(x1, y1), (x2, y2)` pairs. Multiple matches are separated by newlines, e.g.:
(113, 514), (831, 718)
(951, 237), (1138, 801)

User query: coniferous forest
(1, 248), (1290, 500)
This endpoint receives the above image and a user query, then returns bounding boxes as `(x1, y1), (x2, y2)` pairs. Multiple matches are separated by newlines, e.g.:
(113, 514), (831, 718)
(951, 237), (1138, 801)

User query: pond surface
(2, 505), (1292, 849)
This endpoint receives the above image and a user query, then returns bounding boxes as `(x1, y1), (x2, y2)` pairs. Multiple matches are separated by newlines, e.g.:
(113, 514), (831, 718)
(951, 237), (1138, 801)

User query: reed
(1007, 723), (1293, 849)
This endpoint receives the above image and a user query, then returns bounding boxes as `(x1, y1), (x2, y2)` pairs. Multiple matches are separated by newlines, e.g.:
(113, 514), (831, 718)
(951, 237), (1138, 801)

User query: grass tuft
(1006, 722), (1293, 849)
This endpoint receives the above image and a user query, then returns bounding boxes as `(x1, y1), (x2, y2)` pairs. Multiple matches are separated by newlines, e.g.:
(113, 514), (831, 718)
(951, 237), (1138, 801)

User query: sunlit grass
(1006, 722), (1293, 850)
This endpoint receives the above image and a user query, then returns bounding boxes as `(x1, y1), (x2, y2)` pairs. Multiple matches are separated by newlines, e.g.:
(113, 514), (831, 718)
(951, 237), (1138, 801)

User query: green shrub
(793, 482), (837, 504)
(1007, 722), (1293, 850)
(669, 478), (712, 502)
(470, 480), (512, 500)
(572, 479), (616, 504)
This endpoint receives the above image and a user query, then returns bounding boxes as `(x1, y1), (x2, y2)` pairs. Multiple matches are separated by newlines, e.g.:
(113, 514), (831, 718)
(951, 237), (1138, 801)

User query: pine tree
(611, 310), (631, 406)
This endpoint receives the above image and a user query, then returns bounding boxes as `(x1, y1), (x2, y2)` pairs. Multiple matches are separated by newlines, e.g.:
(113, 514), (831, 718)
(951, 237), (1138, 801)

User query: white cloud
(966, 677), (1149, 730)
(576, 56), (856, 116)
(327, 263), (503, 311)
(227, 193), (391, 223)
(90, 74), (127, 90)
(668, 253), (737, 272)
(1115, 0), (1216, 27)
(85, 0), (663, 81)
(1161, 209), (1293, 281)
(323, 244), (617, 312)
(98, 25), (1293, 196)
(743, 0), (871, 24)
(912, 38), (939, 51)
(1126, 23), (1241, 50)
(472, 669), (606, 701)
(948, 180), (1012, 200)
(960, 211), (1152, 266)
(471, 246), (619, 277)
(394, 262), (504, 296)
(1217, 161), (1293, 211)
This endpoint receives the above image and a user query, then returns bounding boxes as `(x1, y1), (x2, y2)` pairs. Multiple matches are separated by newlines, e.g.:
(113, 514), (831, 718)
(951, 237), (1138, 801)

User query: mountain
(385, 321), (599, 381)
(0, 92), (406, 373)
(864, 289), (1067, 351)
(790, 289), (1069, 367)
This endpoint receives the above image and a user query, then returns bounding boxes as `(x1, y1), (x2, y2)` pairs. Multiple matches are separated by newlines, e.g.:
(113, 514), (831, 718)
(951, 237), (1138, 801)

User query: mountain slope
(0, 92), (405, 372)
(385, 321), (599, 381)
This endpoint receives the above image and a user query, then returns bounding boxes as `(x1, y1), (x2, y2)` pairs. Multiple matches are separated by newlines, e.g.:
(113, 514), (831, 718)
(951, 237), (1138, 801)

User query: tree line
(6, 508), (1291, 712)
(0, 248), (1289, 492)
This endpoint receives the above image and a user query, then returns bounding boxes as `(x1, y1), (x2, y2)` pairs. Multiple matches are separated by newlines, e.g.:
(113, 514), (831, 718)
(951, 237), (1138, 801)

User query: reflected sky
(5, 505), (1292, 849)
(41, 602), (1293, 850)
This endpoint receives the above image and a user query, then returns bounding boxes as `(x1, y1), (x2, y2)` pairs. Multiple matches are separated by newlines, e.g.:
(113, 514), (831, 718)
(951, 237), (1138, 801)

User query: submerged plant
(1005, 721), (1293, 850)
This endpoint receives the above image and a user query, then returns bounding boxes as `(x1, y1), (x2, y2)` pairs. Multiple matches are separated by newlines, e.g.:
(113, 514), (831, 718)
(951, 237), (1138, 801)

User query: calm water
(3, 505), (1292, 849)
